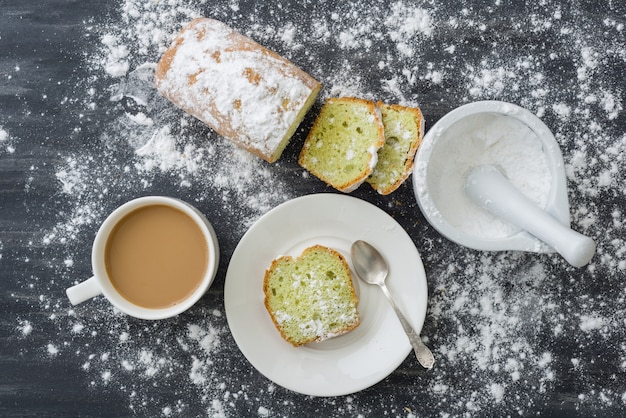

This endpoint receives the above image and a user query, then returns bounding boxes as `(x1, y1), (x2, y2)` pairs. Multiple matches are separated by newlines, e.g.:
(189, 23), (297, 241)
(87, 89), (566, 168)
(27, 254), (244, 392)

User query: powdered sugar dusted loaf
(155, 18), (322, 163)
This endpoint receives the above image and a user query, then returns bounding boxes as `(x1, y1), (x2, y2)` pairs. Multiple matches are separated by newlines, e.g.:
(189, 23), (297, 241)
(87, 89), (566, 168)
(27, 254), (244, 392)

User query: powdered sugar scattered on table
(0, 127), (15, 155)
(11, 0), (626, 416)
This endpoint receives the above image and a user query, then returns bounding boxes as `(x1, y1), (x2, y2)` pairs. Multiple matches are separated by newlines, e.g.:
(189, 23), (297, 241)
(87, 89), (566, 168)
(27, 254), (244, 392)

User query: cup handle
(66, 276), (102, 305)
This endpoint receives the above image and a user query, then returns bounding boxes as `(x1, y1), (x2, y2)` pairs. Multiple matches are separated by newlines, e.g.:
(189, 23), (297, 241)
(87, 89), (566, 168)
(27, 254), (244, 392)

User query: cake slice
(155, 18), (322, 163)
(263, 245), (360, 347)
(298, 97), (385, 192)
(367, 103), (424, 195)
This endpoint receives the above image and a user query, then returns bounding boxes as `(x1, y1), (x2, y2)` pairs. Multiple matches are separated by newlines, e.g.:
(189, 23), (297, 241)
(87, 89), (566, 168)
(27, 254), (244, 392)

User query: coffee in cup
(66, 196), (219, 320)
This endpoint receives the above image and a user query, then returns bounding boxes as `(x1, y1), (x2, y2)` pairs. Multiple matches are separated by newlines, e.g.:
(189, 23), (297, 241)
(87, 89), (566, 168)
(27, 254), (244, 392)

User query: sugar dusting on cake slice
(263, 245), (360, 347)
(367, 102), (424, 195)
(298, 97), (385, 192)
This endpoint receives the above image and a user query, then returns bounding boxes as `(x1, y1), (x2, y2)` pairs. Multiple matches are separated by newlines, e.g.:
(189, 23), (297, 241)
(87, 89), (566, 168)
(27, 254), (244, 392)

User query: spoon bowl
(351, 240), (435, 369)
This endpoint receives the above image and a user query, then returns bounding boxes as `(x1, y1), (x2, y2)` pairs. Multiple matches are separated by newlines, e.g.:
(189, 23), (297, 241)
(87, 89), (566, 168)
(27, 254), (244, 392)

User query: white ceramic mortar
(413, 100), (571, 254)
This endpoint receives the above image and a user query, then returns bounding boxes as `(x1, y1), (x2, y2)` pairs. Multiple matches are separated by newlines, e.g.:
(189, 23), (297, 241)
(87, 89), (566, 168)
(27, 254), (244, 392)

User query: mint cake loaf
(298, 97), (385, 192)
(155, 18), (322, 163)
(367, 102), (424, 195)
(263, 245), (360, 347)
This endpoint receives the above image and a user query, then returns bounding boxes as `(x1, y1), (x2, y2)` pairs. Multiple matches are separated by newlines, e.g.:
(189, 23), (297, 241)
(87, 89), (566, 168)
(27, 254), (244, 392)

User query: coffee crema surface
(105, 204), (209, 309)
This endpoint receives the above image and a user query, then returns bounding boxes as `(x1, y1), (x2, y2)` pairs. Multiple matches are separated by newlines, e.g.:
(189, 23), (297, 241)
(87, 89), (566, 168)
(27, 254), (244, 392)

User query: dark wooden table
(2, 0), (625, 416)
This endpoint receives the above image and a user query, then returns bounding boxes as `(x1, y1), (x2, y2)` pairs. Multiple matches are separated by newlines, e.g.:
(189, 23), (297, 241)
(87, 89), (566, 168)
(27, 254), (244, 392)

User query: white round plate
(224, 193), (428, 397)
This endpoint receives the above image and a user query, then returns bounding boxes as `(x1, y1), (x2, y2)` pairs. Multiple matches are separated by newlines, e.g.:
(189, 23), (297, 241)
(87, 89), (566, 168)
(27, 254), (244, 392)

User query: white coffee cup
(66, 196), (220, 320)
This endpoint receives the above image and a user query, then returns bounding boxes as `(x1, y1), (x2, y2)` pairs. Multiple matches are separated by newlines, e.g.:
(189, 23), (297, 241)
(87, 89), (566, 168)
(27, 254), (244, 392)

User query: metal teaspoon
(351, 240), (435, 369)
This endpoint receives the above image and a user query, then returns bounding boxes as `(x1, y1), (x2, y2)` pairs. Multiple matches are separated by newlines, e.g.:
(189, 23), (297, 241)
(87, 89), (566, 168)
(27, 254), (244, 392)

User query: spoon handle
(379, 283), (435, 369)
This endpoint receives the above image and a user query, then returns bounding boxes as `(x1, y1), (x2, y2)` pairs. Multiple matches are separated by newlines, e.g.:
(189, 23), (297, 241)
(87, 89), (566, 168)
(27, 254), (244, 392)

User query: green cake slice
(367, 102), (424, 195)
(298, 97), (385, 192)
(263, 245), (360, 347)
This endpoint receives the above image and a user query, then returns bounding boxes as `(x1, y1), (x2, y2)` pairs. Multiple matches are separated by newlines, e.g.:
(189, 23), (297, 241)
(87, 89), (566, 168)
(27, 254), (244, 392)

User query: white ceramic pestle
(465, 164), (596, 267)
